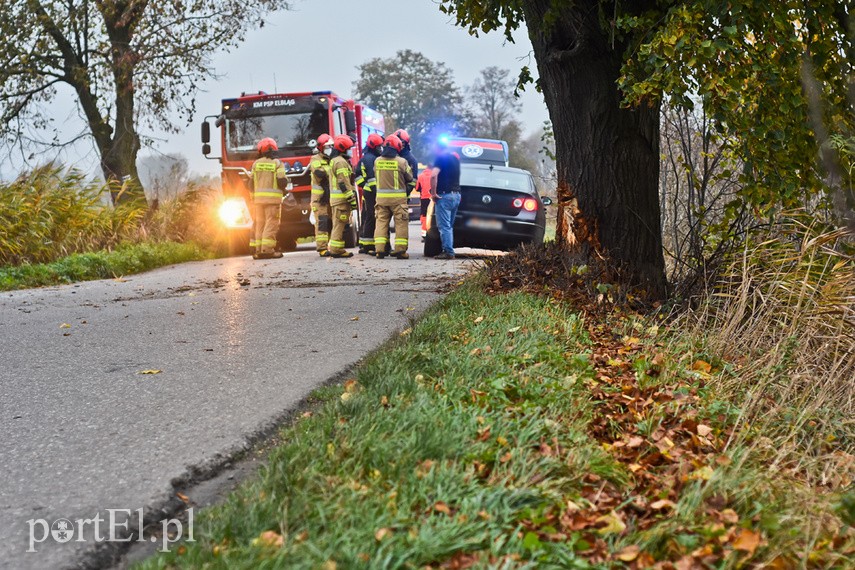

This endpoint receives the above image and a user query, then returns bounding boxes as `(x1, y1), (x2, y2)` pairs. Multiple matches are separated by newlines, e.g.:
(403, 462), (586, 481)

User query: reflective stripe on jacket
(309, 154), (333, 200)
(251, 158), (287, 204)
(329, 155), (355, 206)
(375, 156), (413, 200)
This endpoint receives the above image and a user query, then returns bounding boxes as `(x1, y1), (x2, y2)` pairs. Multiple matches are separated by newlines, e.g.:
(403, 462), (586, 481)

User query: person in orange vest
(249, 137), (289, 259)
(415, 164), (433, 238)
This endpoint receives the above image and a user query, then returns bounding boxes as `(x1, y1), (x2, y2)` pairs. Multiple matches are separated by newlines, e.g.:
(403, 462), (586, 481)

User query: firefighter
(374, 134), (413, 259)
(415, 164), (433, 239)
(327, 135), (358, 258)
(249, 137), (288, 259)
(354, 133), (384, 254)
(309, 134), (334, 256)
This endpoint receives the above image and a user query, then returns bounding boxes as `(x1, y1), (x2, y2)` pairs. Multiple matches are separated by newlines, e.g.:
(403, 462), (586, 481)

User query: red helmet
(333, 134), (354, 153)
(394, 129), (410, 144)
(316, 134), (332, 148)
(257, 137), (278, 154)
(385, 134), (403, 152)
(366, 133), (384, 149)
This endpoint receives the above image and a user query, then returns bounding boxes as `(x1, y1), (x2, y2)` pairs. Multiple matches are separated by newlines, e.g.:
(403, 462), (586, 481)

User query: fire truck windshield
(225, 109), (328, 158)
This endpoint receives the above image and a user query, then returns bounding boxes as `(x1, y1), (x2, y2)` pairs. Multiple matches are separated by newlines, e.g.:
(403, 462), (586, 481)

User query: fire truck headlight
(218, 198), (253, 229)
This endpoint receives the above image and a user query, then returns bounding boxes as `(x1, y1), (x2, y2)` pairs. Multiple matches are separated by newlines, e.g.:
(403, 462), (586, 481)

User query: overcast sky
(3, 0), (549, 180)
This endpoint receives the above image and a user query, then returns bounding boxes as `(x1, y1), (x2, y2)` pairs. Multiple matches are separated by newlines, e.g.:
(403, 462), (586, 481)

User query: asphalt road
(0, 231), (476, 569)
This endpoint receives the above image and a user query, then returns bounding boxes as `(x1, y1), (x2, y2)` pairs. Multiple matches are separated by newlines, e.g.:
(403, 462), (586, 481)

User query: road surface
(0, 235), (477, 569)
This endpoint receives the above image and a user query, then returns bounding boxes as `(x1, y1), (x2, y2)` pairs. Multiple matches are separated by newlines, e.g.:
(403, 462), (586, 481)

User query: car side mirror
(201, 121), (211, 144)
(202, 143), (211, 155)
(541, 196), (553, 206)
(344, 110), (357, 136)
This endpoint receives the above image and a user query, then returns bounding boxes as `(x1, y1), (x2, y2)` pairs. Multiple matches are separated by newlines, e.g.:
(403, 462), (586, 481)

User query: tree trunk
(101, 4), (145, 206)
(523, 0), (668, 300)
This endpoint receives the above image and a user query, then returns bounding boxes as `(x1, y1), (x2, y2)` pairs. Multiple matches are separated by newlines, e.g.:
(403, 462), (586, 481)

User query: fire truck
(201, 90), (385, 253)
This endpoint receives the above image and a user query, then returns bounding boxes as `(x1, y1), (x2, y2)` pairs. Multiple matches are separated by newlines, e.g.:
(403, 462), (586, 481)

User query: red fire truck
(201, 90), (385, 253)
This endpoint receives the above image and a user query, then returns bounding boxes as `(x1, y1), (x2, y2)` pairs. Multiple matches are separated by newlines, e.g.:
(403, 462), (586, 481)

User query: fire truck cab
(201, 90), (385, 253)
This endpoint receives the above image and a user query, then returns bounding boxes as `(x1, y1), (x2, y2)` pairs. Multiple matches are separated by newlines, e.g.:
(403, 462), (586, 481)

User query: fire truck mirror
(202, 143), (211, 156)
(344, 110), (357, 135)
(201, 121), (211, 144)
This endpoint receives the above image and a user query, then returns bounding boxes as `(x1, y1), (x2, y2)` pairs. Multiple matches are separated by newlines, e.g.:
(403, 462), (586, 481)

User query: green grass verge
(0, 241), (214, 291)
(137, 279), (854, 569)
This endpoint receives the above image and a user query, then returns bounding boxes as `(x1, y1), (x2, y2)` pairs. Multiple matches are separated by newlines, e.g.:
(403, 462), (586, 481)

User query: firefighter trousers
(359, 190), (376, 249)
(329, 205), (352, 255)
(311, 198), (331, 252)
(374, 201), (408, 254)
(253, 204), (280, 254)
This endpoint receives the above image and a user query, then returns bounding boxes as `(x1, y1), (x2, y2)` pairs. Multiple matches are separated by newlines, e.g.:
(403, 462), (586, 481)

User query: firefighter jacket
(400, 147), (419, 190)
(329, 153), (356, 208)
(250, 157), (287, 205)
(355, 146), (381, 192)
(374, 149), (413, 205)
(309, 153), (333, 204)
(416, 168), (433, 200)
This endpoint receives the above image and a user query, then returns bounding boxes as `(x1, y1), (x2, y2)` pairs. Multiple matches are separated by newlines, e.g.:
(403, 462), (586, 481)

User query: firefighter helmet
(394, 129), (410, 144)
(333, 134), (355, 153)
(366, 133), (384, 149)
(257, 137), (278, 154)
(385, 134), (403, 152)
(316, 133), (333, 148)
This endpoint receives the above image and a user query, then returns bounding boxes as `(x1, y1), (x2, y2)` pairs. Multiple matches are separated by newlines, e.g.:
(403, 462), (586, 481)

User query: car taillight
(512, 198), (523, 208)
(523, 198), (538, 212)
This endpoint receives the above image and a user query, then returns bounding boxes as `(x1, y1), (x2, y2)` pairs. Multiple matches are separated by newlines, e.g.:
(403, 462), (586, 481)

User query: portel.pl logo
(27, 508), (194, 553)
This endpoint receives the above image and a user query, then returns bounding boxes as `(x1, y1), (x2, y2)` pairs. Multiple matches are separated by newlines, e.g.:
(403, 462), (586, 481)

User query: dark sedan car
(424, 164), (552, 255)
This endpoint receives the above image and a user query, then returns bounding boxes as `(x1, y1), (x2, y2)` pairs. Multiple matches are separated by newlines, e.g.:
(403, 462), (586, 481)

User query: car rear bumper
(454, 218), (541, 250)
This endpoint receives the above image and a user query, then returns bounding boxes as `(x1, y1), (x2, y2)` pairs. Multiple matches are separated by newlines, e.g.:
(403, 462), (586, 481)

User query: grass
(137, 264), (854, 568)
(0, 241), (214, 291)
(0, 164), (229, 290)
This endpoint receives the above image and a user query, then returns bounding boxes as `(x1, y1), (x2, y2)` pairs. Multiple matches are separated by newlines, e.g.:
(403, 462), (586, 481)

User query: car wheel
(344, 223), (358, 248)
(424, 217), (442, 257)
(278, 233), (298, 252)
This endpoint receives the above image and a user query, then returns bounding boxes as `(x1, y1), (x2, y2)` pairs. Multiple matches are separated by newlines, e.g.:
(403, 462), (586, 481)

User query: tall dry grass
(0, 165), (226, 267)
(682, 218), (855, 488)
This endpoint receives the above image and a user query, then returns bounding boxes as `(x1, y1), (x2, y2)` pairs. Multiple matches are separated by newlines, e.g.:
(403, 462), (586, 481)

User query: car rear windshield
(460, 168), (533, 192)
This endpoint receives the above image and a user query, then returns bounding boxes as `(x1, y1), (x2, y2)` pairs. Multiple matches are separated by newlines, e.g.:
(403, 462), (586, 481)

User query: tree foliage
(353, 49), (469, 159)
(441, 0), (855, 228)
(0, 0), (291, 201)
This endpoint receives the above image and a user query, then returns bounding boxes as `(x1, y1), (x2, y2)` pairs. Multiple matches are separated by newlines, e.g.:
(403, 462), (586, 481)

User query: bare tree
(0, 0), (291, 203)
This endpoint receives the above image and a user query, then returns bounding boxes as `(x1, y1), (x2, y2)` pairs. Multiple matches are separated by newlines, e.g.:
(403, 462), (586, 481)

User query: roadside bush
(681, 218), (855, 486)
(0, 165), (227, 267)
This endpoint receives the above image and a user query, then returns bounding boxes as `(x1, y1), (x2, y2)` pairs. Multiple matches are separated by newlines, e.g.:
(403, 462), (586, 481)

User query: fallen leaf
(650, 499), (676, 510)
(721, 509), (739, 524)
(252, 530), (283, 548)
(374, 527), (392, 541)
(690, 465), (715, 481)
(340, 392), (353, 402)
(474, 316), (484, 324)
(732, 528), (761, 555)
(60, 323), (71, 329)
(507, 326), (521, 333)
(380, 395), (389, 407)
(344, 379), (359, 393)
(322, 561), (337, 570)
(350, 316), (359, 321)
(596, 511), (626, 535)
(627, 435), (645, 448)
(138, 369), (162, 375)
(692, 359), (712, 373)
(499, 451), (512, 463)
(616, 544), (640, 562)
(697, 424), (714, 437)
(176, 492), (190, 503)
(469, 347), (482, 356)
(434, 502), (451, 515)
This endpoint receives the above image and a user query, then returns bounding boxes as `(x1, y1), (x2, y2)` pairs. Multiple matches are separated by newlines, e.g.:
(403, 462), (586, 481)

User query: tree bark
(522, 0), (668, 299)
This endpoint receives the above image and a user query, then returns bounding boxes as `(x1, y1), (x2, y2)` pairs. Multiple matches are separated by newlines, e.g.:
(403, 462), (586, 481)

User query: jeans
(434, 192), (461, 255)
